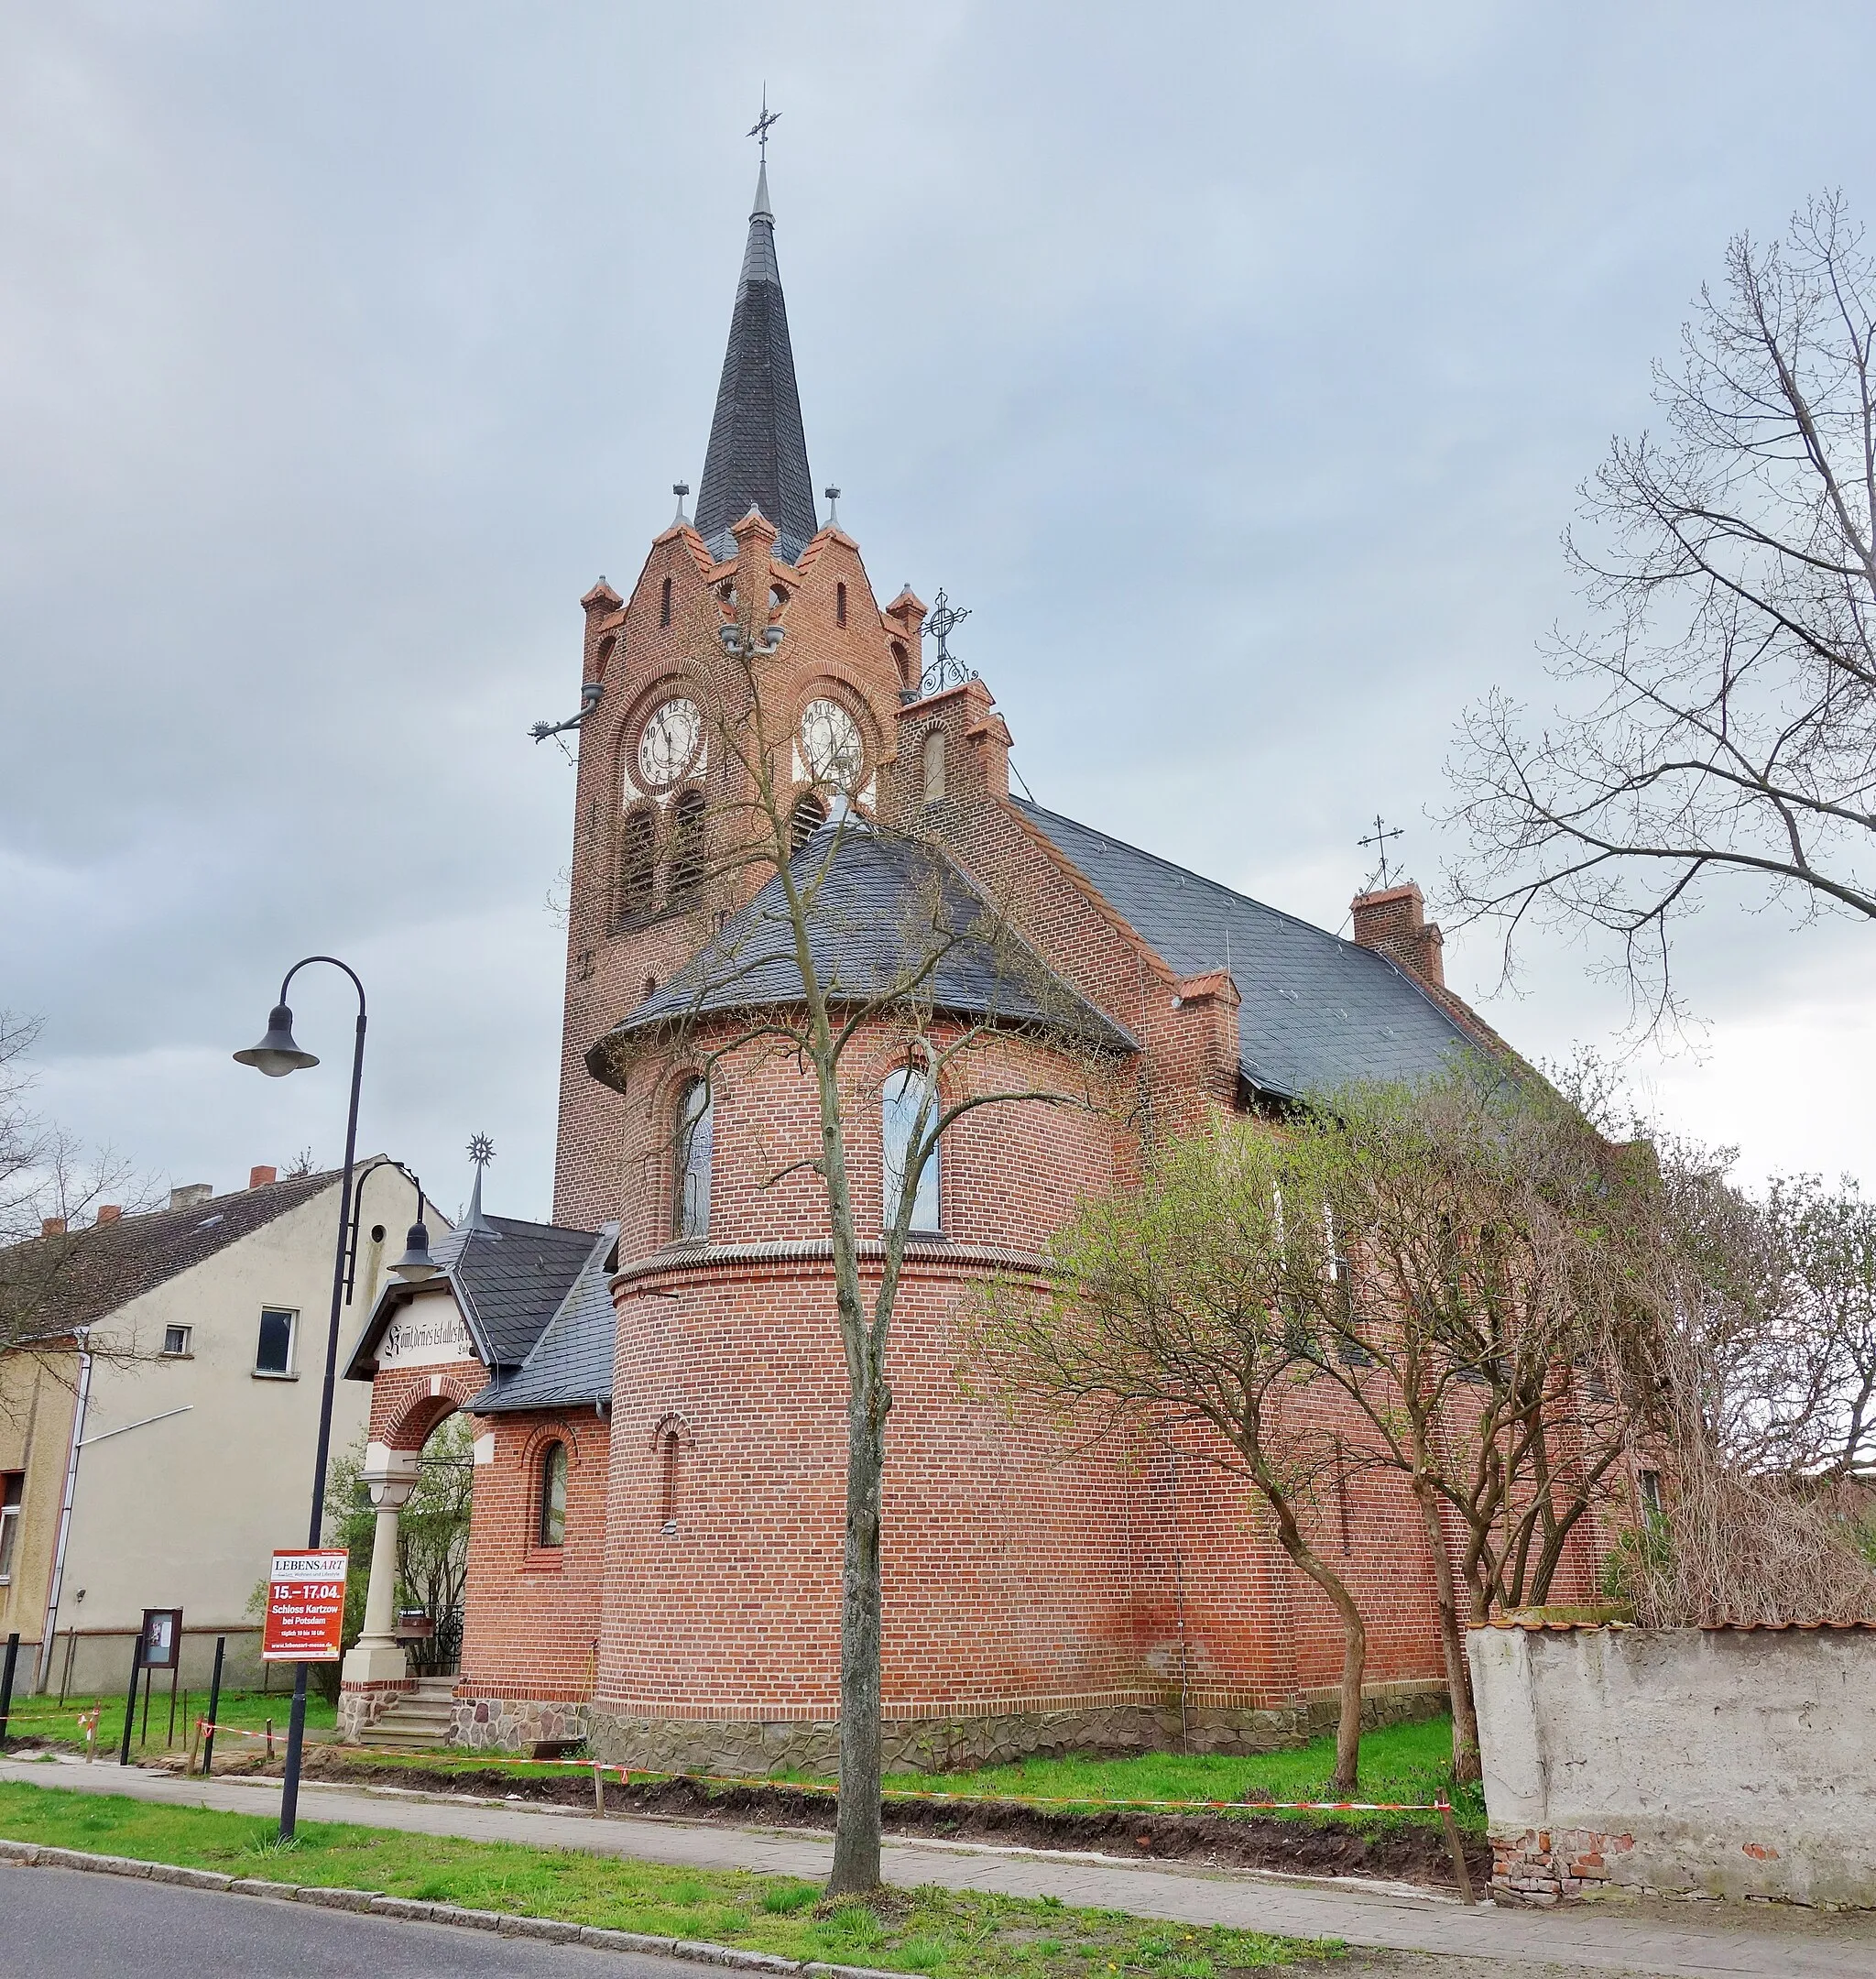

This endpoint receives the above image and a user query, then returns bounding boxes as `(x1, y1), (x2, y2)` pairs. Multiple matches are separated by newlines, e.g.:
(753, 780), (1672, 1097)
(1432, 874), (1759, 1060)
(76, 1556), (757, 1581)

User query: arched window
(889, 640), (911, 689)
(791, 793), (827, 850)
(618, 806), (656, 923)
(659, 575), (672, 627)
(538, 1441), (568, 1547)
(668, 788), (705, 902)
(673, 1077), (713, 1241)
(881, 1066), (941, 1235)
(922, 727), (946, 805)
(658, 1428), (681, 1534)
(835, 582), (848, 628)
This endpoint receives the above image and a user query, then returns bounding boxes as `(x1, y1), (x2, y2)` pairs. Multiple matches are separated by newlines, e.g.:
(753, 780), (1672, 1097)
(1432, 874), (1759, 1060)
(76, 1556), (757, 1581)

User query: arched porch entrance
(339, 1371), (482, 1734)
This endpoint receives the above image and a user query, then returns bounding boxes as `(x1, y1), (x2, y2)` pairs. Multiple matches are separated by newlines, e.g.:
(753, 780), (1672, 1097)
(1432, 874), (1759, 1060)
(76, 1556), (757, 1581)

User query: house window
(0, 1473), (22, 1583)
(673, 1077), (713, 1241)
(254, 1307), (296, 1377)
(668, 788), (706, 902)
(618, 805), (656, 922)
(882, 1067), (941, 1235)
(538, 1441), (568, 1547)
(660, 575), (672, 627)
(922, 727), (945, 805)
(1638, 1469), (1663, 1518)
(161, 1326), (191, 1357)
(791, 793), (826, 849)
(835, 581), (847, 628)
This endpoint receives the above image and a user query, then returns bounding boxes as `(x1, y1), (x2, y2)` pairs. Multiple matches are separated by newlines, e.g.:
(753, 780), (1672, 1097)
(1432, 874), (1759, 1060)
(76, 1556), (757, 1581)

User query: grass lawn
(881, 1717), (1485, 1835)
(2, 1685), (335, 1758)
(0, 1780), (1336, 1976)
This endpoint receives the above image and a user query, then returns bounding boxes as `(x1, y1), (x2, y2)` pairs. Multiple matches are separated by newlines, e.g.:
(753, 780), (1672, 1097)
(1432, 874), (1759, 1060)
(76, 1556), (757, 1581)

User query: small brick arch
(380, 1366), (484, 1452)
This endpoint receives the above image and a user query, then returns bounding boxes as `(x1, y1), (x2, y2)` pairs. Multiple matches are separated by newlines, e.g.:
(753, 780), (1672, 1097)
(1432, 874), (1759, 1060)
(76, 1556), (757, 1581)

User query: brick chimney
(41, 1216), (67, 1237)
(1350, 880), (1445, 990)
(248, 1165), (278, 1190)
(96, 1204), (122, 1223)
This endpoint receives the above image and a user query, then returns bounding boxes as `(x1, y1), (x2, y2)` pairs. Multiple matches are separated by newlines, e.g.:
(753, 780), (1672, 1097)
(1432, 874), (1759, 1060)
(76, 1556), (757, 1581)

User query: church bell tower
(551, 148), (925, 1229)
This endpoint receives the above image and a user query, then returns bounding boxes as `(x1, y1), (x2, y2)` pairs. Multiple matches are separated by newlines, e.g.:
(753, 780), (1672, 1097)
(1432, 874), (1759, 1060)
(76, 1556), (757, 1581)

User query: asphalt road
(0, 1864), (704, 1979)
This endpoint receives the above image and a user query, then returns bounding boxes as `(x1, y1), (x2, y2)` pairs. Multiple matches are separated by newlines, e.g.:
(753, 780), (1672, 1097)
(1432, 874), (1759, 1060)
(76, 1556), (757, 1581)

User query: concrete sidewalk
(2, 1755), (1871, 1979)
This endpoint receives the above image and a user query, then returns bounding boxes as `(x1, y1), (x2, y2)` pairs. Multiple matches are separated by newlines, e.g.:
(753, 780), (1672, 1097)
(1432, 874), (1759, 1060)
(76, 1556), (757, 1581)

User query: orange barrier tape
(354, 1748), (1451, 1816)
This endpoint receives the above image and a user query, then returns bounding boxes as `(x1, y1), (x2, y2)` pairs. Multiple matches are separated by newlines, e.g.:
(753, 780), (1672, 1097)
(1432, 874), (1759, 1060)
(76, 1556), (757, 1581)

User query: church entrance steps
(353, 1679), (459, 1751)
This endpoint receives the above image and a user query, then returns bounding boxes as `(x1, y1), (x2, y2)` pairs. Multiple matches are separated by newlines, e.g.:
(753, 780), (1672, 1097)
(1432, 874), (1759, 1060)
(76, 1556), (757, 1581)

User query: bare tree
(960, 1123), (1374, 1791)
(0, 1011), (142, 1404)
(1446, 193), (1876, 1028)
(594, 607), (1122, 1893)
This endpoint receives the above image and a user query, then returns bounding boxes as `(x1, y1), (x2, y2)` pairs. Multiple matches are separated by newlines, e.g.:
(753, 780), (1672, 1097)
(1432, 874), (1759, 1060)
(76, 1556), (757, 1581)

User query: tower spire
(693, 104), (817, 566)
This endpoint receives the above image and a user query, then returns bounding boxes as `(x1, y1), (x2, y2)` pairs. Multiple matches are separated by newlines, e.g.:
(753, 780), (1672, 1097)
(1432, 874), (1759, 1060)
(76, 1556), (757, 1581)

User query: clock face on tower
(800, 698), (864, 790)
(637, 697), (703, 790)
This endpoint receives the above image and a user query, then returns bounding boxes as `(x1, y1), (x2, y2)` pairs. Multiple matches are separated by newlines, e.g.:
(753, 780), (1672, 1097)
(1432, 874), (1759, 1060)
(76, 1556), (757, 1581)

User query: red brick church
(339, 155), (1505, 1763)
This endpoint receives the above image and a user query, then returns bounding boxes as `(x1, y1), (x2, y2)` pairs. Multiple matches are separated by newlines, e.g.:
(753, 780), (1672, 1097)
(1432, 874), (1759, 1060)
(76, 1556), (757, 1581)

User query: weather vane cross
(920, 587), (976, 694)
(748, 89), (780, 161)
(468, 1132), (496, 1170)
(1358, 814), (1405, 890)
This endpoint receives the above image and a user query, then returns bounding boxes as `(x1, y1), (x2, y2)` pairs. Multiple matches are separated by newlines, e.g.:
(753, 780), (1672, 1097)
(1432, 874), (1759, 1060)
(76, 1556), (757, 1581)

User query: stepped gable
(585, 823), (1137, 1083)
(1017, 800), (1476, 1100)
(468, 1223), (618, 1416)
(692, 159), (818, 565)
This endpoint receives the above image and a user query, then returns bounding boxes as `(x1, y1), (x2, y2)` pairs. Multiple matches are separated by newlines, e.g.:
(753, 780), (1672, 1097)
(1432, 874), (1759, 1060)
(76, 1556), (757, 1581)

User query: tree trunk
(829, 1374), (886, 1894)
(1413, 1472), (1480, 1784)
(1260, 1480), (1366, 1792)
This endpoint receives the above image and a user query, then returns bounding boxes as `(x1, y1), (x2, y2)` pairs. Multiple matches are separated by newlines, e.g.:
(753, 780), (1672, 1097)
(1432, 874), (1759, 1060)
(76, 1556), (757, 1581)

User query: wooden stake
(1438, 1802), (1475, 1903)
(188, 1716), (202, 1776)
(593, 1757), (606, 1819)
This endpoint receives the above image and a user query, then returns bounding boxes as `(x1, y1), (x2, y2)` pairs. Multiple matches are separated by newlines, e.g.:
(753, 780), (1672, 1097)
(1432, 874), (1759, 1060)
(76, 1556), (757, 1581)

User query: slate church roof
(344, 1214), (609, 1383)
(693, 160), (819, 566)
(588, 823), (1138, 1077)
(467, 1224), (619, 1416)
(1017, 801), (1477, 1102)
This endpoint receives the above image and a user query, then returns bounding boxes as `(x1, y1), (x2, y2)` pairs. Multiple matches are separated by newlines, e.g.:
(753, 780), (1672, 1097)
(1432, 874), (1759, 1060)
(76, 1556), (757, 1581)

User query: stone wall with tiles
(1470, 1621), (1876, 1908)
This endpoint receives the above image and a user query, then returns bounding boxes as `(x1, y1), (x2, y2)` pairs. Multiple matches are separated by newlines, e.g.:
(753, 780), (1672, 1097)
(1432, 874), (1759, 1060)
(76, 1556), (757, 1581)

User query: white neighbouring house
(0, 1161), (442, 1694)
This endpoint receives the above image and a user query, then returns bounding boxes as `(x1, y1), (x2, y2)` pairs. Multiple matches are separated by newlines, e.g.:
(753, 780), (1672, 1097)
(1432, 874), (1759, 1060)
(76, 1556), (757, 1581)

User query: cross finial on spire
(748, 88), (780, 162)
(1358, 814), (1405, 891)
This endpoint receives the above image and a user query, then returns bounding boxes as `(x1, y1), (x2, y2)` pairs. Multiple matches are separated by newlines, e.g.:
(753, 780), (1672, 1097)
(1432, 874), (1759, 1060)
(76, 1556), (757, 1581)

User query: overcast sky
(4, 1), (1872, 1225)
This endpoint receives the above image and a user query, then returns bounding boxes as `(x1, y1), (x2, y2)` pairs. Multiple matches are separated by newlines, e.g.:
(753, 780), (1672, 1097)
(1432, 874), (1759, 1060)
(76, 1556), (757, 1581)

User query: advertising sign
(141, 1607), (183, 1670)
(261, 1548), (349, 1662)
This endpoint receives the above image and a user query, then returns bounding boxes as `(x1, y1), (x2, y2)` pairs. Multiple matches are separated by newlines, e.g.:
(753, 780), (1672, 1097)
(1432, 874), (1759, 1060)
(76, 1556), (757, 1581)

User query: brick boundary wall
(1469, 1622), (1876, 1908)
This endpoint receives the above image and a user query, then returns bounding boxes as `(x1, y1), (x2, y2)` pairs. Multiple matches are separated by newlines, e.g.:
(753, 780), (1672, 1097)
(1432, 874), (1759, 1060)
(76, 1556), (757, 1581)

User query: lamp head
(233, 1004), (319, 1078)
(389, 1219), (440, 1283)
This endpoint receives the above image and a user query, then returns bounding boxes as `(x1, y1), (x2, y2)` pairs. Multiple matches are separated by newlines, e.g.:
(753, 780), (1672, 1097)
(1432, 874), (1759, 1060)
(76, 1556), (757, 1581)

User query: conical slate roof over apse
(693, 161), (819, 566)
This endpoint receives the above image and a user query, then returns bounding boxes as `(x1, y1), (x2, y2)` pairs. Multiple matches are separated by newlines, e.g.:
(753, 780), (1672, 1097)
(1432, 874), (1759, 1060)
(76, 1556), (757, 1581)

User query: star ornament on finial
(1358, 814), (1405, 891)
(748, 89), (780, 161)
(467, 1132), (496, 1169)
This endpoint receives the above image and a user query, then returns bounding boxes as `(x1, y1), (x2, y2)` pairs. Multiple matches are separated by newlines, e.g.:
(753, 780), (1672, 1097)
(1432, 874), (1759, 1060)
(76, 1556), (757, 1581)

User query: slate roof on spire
(693, 163), (818, 566)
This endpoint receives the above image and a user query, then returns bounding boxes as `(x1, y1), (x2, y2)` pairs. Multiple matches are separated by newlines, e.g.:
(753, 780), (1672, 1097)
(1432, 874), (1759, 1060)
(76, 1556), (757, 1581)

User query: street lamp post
(233, 957), (434, 1841)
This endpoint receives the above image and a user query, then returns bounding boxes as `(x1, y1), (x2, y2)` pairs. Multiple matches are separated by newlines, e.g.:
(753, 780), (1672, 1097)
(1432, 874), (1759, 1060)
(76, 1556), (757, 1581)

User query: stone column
(340, 1444), (422, 1686)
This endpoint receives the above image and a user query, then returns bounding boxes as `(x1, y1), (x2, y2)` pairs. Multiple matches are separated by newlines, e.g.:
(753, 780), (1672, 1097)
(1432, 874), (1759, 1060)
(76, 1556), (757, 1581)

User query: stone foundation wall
(576, 1680), (1448, 1777)
(335, 1678), (413, 1744)
(449, 1695), (594, 1753)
